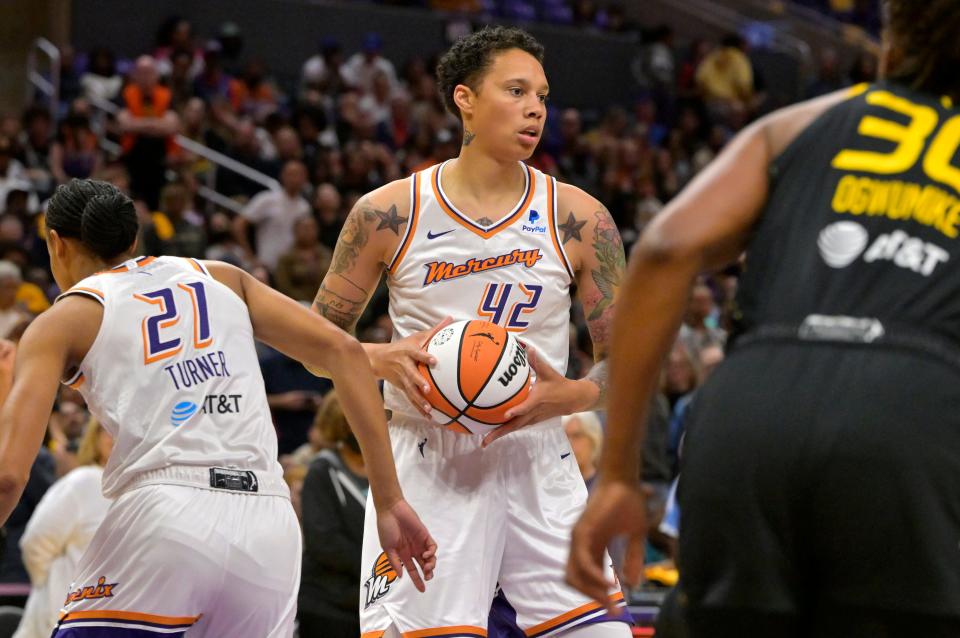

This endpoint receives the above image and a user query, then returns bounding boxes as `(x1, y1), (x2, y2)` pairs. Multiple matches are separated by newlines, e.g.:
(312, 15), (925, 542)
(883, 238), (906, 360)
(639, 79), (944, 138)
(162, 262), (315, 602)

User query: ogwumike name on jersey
(831, 175), (960, 239)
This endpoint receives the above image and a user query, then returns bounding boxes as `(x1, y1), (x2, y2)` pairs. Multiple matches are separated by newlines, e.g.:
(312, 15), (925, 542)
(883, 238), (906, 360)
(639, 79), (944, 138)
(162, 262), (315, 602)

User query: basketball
(418, 319), (533, 435)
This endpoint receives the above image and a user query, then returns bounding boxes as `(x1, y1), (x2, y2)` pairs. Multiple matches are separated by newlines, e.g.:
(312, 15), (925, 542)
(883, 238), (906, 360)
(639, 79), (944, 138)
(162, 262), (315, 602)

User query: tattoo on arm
(587, 208), (625, 321)
(331, 205), (377, 274)
(375, 204), (408, 235)
(317, 199), (391, 332)
(558, 211), (587, 244)
(577, 207), (623, 407)
(584, 359), (609, 406)
(331, 199), (407, 276)
(312, 274), (370, 333)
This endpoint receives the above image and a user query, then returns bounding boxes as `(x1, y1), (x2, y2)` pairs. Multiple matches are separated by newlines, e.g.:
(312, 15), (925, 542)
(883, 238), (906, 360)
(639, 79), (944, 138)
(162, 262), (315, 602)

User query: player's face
(470, 48), (549, 161)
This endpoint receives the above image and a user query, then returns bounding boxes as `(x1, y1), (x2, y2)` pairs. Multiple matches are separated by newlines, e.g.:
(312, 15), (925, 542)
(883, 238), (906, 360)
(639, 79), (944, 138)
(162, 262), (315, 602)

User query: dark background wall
(0, 0), (70, 114)
(71, 0), (641, 111)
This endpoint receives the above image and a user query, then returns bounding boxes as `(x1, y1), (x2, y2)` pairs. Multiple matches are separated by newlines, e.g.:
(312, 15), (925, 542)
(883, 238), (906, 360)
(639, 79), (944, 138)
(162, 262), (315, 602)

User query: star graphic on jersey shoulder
(375, 204), (408, 235)
(558, 212), (586, 244)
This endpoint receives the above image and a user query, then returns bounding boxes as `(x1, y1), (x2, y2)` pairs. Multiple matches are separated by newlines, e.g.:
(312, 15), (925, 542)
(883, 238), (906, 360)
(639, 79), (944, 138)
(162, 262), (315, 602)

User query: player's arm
(0, 300), (98, 527)
(567, 89), (853, 603)
(206, 261), (437, 588)
(309, 181), (407, 353)
(207, 262), (399, 506)
(566, 186), (626, 410)
(309, 180), (443, 415)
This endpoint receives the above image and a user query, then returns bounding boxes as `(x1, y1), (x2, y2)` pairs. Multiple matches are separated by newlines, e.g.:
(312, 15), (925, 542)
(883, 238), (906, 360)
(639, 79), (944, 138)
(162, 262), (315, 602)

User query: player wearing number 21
(0, 179), (435, 637)
(311, 26), (630, 638)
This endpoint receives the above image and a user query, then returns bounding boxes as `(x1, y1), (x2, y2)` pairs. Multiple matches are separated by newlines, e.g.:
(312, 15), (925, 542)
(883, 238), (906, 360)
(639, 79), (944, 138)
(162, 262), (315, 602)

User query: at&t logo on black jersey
(818, 221), (949, 276)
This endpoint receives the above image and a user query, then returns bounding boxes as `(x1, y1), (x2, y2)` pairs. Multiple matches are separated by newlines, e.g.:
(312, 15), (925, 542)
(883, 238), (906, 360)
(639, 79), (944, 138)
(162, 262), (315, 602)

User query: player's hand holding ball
(366, 316), (454, 417)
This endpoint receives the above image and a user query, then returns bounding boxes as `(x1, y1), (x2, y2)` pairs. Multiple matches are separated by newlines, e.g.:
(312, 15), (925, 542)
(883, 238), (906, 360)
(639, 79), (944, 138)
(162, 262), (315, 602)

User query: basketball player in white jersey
(311, 27), (631, 638)
(0, 179), (436, 637)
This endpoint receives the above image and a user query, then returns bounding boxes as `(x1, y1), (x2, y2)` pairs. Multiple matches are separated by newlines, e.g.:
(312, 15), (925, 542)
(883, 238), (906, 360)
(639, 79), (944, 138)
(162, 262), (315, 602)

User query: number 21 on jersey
(134, 281), (212, 365)
(477, 282), (542, 331)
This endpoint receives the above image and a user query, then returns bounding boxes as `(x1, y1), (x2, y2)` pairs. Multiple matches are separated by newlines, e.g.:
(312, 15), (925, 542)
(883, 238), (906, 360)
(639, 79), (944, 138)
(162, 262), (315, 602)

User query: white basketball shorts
(359, 417), (630, 637)
(51, 467), (301, 637)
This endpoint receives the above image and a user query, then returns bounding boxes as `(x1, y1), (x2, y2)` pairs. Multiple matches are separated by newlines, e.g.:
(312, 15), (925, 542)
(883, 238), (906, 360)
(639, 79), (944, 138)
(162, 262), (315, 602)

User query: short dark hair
(885, 0), (960, 101)
(436, 26), (545, 121)
(46, 179), (139, 261)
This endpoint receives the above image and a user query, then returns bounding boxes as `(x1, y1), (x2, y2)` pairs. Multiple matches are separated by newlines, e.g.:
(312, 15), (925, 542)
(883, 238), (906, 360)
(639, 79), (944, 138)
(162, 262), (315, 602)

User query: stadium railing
(27, 38), (280, 215)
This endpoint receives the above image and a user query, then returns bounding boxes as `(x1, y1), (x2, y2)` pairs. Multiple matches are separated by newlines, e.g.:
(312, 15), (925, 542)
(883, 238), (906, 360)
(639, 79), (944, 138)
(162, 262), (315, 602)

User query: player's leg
(678, 344), (811, 637)
(359, 419), (504, 636)
(804, 348), (960, 635)
(652, 585), (689, 638)
(810, 607), (960, 638)
(495, 422), (631, 637)
(53, 485), (225, 637)
(559, 622), (644, 637)
(684, 610), (801, 638)
(194, 492), (301, 638)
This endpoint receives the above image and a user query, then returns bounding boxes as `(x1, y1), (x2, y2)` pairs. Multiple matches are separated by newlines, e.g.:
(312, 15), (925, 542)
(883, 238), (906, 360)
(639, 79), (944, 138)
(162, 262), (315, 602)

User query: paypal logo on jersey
(522, 208), (546, 234)
(170, 401), (198, 426)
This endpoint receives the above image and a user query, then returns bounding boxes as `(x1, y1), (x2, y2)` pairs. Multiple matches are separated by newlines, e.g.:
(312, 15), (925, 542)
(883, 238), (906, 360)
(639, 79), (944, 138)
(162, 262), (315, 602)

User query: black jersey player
(570, 1), (960, 636)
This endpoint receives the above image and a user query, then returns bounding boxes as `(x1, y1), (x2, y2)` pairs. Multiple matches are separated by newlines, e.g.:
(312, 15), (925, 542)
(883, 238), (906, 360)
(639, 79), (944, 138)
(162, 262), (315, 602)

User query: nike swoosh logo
(560, 452), (571, 460)
(427, 229), (455, 240)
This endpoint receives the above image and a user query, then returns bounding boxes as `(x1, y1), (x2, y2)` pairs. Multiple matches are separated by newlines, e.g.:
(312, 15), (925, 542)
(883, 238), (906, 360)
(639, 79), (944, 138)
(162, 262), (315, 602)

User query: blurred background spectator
(298, 391), (367, 638)
(13, 419), (112, 638)
(562, 411), (603, 492)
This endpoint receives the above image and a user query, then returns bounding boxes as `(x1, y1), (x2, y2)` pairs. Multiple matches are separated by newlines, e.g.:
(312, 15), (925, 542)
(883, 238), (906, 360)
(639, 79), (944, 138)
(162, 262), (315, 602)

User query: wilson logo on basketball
(497, 344), (528, 387)
(363, 552), (398, 609)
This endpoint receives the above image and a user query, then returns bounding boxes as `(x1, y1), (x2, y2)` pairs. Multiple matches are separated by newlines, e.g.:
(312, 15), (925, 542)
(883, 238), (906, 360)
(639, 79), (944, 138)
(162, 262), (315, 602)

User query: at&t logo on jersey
(363, 552), (398, 608)
(817, 221), (949, 276)
(817, 221), (868, 267)
(422, 248), (542, 286)
(170, 401), (198, 426)
(169, 394), (243, 426)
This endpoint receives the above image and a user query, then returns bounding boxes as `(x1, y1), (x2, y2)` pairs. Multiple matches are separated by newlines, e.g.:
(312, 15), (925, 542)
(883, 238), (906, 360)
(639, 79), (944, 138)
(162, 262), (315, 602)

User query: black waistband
(733, 315), (960, 370)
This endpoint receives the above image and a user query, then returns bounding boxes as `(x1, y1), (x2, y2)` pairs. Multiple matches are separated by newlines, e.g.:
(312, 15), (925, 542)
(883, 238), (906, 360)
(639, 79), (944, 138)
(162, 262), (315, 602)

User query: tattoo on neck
(477, 216), (494, 227)
(463, 130), (476, 146)
(558, 211), (587, 244)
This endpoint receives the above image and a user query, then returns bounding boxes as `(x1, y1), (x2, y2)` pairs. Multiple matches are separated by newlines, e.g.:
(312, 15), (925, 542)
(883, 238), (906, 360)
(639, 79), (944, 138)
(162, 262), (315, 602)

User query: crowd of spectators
(0, 2), (879, 631)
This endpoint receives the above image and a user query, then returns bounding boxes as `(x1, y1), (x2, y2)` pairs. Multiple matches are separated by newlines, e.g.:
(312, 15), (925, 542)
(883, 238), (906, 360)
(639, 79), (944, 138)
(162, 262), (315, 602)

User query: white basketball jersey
(58, 256), (283, 499)
(385, 161), (574, 420)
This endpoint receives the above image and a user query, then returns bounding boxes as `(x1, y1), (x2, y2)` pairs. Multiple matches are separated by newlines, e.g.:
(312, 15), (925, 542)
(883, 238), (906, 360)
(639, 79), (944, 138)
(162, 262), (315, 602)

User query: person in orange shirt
(117, 56), (180, 209)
